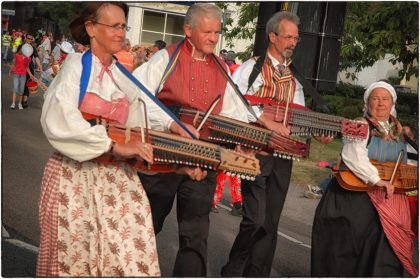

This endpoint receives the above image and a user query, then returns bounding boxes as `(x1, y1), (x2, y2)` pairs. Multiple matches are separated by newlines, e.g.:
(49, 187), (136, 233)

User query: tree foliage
(340, 2), (418, 81)
(217, 3), (259, 61)
(37, 2), (80, 36)
(219, 2), (418, 81)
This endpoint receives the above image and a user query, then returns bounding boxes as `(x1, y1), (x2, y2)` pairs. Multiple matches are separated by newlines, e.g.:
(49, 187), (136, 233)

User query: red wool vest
(157, 40), (228, 114)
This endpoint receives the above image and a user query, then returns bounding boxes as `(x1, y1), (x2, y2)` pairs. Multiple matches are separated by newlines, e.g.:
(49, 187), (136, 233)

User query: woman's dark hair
(69, 2), (128, 45)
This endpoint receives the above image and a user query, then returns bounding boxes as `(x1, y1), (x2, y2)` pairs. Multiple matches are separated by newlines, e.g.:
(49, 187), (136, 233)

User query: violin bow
(389, 149), (404, 185)
(196, 95), (221, 132)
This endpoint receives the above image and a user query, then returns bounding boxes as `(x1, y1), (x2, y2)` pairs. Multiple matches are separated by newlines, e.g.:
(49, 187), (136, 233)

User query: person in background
(12, 32), (22, 53)
(73, 42), (88, 53)
(150, 39), (166, 54)
(22, 34), (42, 108)
(131, 44), (148, 70)
(39, 33), (52, 70)
(212, 172), (242, 216)
(312, 81), (418, 277)
(2, 30), (12, 61)
(219, 48), (227, 61)
(114, 38), (134, 72)
(225, 50), (239, 74)
(51, 34), (64, 64)
(36, 2), (160, 276)
(9, 43), (33, 110)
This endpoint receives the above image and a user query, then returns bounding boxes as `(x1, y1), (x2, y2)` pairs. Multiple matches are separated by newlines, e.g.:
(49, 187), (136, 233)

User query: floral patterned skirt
(36, 152), (161, 276)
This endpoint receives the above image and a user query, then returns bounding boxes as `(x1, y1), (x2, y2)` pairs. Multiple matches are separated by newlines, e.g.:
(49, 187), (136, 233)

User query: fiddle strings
(179, 109), (309, 159)
(265, 105), (343, 137)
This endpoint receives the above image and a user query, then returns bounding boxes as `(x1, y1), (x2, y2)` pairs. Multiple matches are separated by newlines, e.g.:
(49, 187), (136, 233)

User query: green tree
(37, 2), (80, 36)
(340, 2), (418, 81)
(219, 2), (418, 81)
(217, 3), (259, 61)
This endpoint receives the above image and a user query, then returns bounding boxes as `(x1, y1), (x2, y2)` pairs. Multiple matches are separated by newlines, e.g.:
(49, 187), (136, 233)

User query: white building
(126, 2), (250, 56)
(338, 54), (418, 93)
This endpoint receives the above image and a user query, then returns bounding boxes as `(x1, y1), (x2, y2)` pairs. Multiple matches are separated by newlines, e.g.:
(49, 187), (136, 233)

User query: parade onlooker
(73, 42), (88, 53)
(212, 172), (242, 216)
(150, 39), (166, 54)
(22, 34), (42, 108)
(39, 33), (52, 70)
(225, 51), (239, 74)
(12, 33), (22, 53)
(9, 43), (33, 110)
(56, 41), (74, 65)
(2, 30), (12, 61)
(219, 48), (227, 61)
(51, 34), (64, 64)
(36, 2), (160, 276)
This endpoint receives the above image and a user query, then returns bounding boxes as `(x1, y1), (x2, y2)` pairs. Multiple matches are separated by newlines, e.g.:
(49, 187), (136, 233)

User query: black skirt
(311, 178), (404, 277)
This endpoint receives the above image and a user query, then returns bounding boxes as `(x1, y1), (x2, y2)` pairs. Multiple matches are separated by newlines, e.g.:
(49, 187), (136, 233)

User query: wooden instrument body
(179, 108), (309, 159)
(333, 160), (418, 193)
(94, 125), (261, 179)
(245, 96), (368, 140)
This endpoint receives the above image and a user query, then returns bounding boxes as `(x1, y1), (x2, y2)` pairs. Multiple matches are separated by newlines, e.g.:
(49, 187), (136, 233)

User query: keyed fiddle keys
(179, 108), (310, 160)
(245, 95), (368, 141)
(98, 125), (261, 180)
(263, 103), (368, 140)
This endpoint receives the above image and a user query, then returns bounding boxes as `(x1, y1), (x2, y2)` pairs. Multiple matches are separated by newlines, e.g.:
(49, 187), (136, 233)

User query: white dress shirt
(41, 53), (148, 162)
(232, 50), (305, 122)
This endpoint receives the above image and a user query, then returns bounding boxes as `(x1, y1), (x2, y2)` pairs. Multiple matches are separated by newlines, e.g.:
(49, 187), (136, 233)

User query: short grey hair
(266, 11), (300, 36)
(184, 3), (223, 27)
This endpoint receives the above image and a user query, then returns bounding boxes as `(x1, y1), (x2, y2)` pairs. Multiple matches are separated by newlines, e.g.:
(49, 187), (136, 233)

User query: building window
(141, 9), (184, 46)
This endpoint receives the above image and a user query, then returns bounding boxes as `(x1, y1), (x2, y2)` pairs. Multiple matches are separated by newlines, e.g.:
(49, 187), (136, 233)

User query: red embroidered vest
(157, 40), (228, 113)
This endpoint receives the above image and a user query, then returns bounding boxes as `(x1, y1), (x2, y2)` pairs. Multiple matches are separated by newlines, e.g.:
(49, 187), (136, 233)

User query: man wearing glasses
(221, 11), (305, 277)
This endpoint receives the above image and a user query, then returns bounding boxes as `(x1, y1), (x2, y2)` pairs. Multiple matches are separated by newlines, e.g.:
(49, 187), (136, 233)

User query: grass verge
(291, 138), (342, 187)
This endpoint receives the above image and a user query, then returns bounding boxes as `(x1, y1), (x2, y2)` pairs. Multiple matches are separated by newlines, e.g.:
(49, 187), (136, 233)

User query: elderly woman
(311, 81), (418, 277)
(36, 2), (160, 276)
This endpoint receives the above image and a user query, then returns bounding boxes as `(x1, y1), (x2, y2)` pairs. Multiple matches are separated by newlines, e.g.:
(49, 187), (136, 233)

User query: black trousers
(221, 155), (293, 277)
(139, 171), (217, 277)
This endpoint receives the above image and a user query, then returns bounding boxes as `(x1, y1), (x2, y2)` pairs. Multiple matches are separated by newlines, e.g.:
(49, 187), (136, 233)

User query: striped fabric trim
(158, 44), (182, 89)
(36, 152), (64, 276)
(368, 189), (418, 277)
(256, 57), (296, 102)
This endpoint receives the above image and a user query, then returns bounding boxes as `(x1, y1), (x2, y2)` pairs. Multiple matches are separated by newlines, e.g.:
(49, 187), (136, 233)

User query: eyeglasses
(93, 21), (131, 32)
(273, 32), (301, 43)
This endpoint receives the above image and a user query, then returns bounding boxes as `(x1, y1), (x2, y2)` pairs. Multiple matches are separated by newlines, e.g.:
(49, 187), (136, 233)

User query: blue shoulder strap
(78, 49), (196, 139)
(79, 49), (92, 106)
(115, 61), (197, 139)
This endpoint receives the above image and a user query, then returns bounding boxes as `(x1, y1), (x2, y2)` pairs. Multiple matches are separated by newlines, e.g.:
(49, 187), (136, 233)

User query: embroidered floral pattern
(54, 157), (160, 276)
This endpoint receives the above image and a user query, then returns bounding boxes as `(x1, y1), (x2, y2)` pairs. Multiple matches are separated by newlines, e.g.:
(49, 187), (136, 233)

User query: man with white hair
(133, 3), (249, 276)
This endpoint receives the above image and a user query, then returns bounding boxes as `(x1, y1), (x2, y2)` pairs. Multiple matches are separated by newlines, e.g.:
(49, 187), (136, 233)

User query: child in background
(212, 171), (243, 216)
(9, 44), (32, 110)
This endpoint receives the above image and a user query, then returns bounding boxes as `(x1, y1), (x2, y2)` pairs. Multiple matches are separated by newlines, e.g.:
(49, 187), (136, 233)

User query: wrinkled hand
(375, 179), (394, 199)
(177, 167), (208, 181)
(112, 141), (154, 164)
(314, 135), (334, 144)
(170, 121), (200, 139)
(258, 113), (290, 137)
(235, 145), (259, 157)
